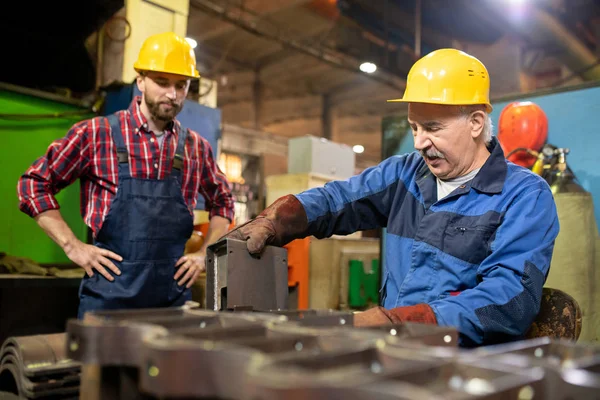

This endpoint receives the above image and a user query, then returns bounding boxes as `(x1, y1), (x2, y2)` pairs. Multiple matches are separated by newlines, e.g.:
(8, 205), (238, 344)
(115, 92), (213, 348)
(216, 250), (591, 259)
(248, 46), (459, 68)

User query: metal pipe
(532, 8), (600, 81)
(415, 0), (422, 58)
(190, 0), (405, 91)
(494, 5), (600, 81)
(384, 0), (390, 67)
(95, 26), (105, 90)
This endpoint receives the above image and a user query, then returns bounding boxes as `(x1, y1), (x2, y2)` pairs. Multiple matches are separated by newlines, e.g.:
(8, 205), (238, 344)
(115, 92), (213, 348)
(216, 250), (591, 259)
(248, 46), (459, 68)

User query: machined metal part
(66, 306), (267, 366)
(47, 303), (600, 400)
(139, 326), (368, 398)
(359, 322), (459, 348)
(465, 337), (600, 399)
(0, 333), (80, 399)
(206, 238), (289, 311)
(471, 336), (600, 365)
(246, 346), (548, 400)
(245, 345), (443, 397)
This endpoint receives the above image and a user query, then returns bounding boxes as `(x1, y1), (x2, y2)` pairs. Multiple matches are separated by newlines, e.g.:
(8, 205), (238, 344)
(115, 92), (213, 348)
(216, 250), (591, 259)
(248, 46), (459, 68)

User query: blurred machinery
(498, 101), (585, 194)
(0, 243), (592, 399)
(0, 289), (595, 399)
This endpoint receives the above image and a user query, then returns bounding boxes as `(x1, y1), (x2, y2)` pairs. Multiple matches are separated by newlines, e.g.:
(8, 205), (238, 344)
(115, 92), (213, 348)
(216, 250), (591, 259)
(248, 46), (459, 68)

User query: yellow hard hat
(134, 32), (200, 78)
(388, 48), (492, 112)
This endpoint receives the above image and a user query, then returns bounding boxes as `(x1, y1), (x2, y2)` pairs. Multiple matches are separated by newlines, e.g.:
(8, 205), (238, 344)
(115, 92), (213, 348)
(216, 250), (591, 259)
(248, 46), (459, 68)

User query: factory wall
(0, 87), (91, 264)
(384, 81), (600, 231)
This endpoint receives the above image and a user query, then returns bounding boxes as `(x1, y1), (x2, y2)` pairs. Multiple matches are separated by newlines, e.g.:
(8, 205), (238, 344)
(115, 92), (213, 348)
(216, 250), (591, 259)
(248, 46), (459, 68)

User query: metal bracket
(205, 238), (289, 311)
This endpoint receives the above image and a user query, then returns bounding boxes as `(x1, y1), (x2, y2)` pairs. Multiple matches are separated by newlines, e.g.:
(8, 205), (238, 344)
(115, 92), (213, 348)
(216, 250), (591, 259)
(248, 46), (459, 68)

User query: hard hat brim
(134, 66), (200, 79)
(387, 98), (493, 113)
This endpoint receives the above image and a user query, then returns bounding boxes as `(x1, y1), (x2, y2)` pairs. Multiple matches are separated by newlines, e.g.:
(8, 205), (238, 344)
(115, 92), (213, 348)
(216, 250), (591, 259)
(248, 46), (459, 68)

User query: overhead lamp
(359, 62), (377, 74)
(353, 145), (365, 154)
(185, 37), (198, 49)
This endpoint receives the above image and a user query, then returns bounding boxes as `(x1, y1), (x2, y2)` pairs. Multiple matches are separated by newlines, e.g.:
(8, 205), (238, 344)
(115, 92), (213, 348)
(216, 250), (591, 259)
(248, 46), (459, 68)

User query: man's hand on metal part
(64, 240), (122, 281)
(174, 252), (205, 288)
(220, 194), (309, 255)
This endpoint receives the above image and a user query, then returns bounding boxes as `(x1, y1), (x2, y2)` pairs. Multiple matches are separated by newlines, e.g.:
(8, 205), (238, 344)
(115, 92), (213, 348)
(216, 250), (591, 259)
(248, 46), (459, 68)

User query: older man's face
(408, 103), (484, 180)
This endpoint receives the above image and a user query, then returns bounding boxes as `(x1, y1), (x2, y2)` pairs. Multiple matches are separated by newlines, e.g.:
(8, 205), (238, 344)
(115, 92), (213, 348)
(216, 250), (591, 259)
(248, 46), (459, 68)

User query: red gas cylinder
(498, 101), (548, 168)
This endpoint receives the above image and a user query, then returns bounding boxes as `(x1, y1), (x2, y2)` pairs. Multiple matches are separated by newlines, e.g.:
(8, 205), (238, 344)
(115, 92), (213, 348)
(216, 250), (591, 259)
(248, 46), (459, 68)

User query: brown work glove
(219, 194), (309, 255)
(354, 304), (437, 327)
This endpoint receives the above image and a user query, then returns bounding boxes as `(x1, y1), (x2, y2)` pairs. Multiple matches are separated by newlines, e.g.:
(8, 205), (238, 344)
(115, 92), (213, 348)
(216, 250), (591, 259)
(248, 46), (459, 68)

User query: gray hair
(458, 105), (494, 145)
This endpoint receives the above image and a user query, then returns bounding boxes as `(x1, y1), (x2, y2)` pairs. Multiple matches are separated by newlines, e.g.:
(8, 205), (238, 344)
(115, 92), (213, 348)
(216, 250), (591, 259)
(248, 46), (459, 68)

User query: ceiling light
(185, 37), (198, 49)
(353, 145), (365, 154)
(359, 62), (377, 74)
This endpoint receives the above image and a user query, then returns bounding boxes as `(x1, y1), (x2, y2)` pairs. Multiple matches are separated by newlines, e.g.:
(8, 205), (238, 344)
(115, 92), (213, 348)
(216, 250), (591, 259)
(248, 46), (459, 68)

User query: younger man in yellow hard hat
(222, 48), (560, 347)
(18, 32), (234, 318)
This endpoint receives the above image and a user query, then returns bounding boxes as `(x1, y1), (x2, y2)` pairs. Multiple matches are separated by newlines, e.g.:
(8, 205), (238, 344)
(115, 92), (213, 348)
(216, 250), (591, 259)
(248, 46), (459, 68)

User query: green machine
(0, 83), (94, 265)
(348, 259), (380, 309)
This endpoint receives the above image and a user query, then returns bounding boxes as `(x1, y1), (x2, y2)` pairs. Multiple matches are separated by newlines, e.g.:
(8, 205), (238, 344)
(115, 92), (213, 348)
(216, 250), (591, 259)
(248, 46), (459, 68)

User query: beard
(145, 96), (183, 122)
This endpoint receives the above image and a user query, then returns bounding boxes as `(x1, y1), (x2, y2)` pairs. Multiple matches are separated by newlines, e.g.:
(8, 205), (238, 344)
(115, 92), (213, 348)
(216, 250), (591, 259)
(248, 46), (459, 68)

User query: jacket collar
(416, 136), (507, 195)
(470, 136), (507, 194)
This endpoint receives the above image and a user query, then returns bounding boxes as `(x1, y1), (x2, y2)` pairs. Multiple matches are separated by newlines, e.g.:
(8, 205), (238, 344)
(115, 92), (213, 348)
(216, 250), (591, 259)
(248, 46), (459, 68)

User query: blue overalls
(77, 114), (194, 319)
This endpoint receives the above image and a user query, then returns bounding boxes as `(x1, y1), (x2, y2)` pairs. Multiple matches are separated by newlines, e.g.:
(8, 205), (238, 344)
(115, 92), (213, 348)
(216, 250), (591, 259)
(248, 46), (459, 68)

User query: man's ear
(136, 74), (145, 93)
(469, 110), (486, 139)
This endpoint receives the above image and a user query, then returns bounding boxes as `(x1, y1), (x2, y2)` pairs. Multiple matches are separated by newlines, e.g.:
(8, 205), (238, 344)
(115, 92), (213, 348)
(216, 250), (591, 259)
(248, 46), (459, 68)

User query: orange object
(184, 230), (204, 254)
(193, 221), (236, 245)
(498, 101), (548, 168)
(284, 238), (310, 310)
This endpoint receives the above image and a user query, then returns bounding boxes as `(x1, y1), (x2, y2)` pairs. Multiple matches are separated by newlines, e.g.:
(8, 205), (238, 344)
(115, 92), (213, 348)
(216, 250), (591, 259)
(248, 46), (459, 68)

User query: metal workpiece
(466, 337), (600, 398)
(246, 347), (548, 400)
(471, 336), (600, 360)
(139, 329), (366, 399)
(359, 322), (460, 349)
(66, 306), (217, 366)
(244, 345), (445, 397)
(206, 239), (289, 311)
(0, 333), (81, 399)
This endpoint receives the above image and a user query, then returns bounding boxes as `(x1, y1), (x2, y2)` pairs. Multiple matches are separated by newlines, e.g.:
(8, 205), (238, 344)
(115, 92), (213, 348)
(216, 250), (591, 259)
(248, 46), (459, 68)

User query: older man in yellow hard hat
(222, 48), (560, 347)
(18, 32), (234, 318)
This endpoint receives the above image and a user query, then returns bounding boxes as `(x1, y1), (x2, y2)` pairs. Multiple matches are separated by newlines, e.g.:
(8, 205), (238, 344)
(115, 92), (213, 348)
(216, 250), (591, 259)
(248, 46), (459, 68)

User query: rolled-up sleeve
(17, 121), (90, 218)
(197, 138), (235, 222)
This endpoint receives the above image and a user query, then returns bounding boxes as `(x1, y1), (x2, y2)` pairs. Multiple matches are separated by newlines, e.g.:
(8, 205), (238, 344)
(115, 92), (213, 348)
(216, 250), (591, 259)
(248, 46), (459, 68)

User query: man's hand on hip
(64, 240), (122, 281)
(175, 252), (205, 288)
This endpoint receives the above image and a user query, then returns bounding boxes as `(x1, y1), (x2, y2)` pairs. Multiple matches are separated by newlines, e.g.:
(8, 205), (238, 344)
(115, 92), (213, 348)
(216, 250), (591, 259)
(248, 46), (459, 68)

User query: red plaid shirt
(18, 96), (234, 237)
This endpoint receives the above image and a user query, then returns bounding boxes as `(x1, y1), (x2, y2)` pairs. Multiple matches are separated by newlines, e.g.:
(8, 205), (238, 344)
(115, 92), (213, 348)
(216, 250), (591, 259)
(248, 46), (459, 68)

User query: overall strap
(107, 114), (128, 165)
(172, 124), (188, 172)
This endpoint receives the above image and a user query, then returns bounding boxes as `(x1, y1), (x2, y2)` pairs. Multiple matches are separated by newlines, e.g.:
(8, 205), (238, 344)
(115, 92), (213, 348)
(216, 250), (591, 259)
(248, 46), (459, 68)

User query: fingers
(98, 257), (121, 276)
(101, 249), (123, 262)
(247, 230), (273, 254)
(179, 265), (196, 287)
(175, 256), (203, 287)
(93, 262), (115, 282)
(222, 228), (247, 241)
(186, 269), (200, 289)
(175, 256), (187, 268)
(174, 258), (190, 280)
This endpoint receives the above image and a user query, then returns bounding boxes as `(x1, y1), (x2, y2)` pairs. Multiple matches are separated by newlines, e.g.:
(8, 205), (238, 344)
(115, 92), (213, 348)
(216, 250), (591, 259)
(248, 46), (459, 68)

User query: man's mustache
(420, 148), (446, 159)
(159, 101), (180, 107)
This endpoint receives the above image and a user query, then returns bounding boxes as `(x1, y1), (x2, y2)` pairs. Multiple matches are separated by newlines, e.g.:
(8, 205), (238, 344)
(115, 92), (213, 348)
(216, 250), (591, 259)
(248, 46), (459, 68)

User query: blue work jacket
(296, 137), (560, 347)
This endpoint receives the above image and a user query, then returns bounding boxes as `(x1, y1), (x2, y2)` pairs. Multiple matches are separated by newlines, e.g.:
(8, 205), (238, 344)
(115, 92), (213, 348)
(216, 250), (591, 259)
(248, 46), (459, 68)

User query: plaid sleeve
(17, 120), (91, 218)
(197, 137), (235, 222)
